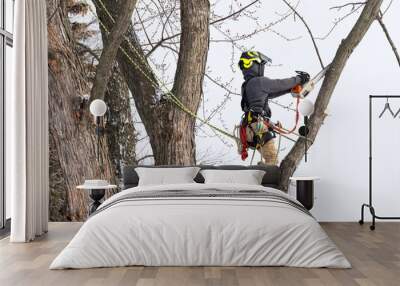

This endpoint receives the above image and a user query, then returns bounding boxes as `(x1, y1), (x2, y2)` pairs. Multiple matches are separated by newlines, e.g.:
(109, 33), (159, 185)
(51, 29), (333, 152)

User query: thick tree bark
(47, 0), (115, 220)
(105, 66), (137, 177)
(279, 0), (383, 191)
(96, 0), (210, 165)
(49, 131), (68, 221)
(165, 0), (210, 164)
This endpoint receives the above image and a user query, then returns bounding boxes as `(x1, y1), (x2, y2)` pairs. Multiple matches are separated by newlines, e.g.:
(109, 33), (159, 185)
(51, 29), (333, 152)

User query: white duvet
(50, 183), (350, 269)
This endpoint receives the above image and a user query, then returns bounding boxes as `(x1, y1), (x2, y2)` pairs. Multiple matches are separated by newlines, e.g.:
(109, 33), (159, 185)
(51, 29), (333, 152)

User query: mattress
(50, 183), (350, 269)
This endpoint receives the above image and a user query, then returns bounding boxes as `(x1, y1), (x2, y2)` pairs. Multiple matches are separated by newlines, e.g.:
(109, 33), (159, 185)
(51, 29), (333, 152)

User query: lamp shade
(299, 99), (314, 116)
(90, 99), (107, 117)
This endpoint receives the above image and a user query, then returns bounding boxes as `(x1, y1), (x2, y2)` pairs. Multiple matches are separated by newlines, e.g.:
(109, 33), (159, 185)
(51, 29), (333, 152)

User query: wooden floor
(0, 222), (399, 286)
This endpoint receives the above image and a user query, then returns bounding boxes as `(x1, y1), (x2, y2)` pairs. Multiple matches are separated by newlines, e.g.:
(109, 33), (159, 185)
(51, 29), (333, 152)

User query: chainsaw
(291, 64), (331, 98)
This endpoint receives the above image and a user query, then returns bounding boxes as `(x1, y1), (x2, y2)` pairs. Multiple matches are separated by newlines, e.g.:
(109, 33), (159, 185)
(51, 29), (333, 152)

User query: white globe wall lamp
(299, 99), (314, 117)
(89, 99), (108, 165)
(298, 99), (314, 163)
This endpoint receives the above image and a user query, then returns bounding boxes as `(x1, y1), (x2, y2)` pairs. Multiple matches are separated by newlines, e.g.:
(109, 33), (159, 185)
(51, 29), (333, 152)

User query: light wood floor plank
(0, 222), (400, 286)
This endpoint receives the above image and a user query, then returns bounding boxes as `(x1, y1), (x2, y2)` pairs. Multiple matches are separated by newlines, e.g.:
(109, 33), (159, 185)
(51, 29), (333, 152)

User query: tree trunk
(96, 0), (210, 165)
(47, 0), (115, 220)
(279, 0), (383, 191)
(49, 131), (68, 221)
(105, 66), (137, 177)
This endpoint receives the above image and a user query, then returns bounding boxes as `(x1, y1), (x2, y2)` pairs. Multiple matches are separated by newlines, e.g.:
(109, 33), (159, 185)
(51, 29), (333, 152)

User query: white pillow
(135, 167), (200, 186)
(200, 169), (265, 185)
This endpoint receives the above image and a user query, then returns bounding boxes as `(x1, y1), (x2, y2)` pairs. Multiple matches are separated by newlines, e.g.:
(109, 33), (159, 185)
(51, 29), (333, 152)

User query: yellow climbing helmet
(238, 51), (272, 70)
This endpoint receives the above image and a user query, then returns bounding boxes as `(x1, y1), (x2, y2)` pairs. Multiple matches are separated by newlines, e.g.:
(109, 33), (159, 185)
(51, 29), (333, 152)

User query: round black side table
(289, 177), (320, 210)
(76, 184), (117, 215)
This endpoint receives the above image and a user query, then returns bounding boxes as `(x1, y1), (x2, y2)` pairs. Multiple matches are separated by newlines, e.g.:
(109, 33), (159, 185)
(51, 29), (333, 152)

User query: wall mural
(47, 0), (394, 221)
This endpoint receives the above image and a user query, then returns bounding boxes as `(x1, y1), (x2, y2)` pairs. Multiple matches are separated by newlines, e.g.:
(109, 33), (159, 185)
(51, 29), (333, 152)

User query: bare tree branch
(330, 2), (366, 10)
(381, 0), (394, 16)
(376, 11), (400, 67)
(137, 154), (154, 162)
(144, 0), (261, 56)
(281, 0), (325, 68)
(146, 1), (178, 57)
(211, 0), (260, 25)
(316, 4), (364, 40)
(90, 0), (137, 101)
(322, 0), (393, 42)
(136, 9), (154, 49)
(213, 7), (297, 43)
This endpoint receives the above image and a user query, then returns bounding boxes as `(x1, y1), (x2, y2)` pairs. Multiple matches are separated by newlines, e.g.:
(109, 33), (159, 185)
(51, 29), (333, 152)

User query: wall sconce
(299, 99), (314, 117)
(299, 99), (314, 163)
(89, 99), (108, 166)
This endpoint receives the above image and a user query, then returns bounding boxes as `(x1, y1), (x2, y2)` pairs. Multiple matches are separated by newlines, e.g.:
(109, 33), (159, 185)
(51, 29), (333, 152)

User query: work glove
(296, 71), (310, 85)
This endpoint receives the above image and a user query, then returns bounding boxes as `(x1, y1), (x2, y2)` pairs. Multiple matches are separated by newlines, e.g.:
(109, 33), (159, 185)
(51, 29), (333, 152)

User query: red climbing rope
(240, 125), (249, 160)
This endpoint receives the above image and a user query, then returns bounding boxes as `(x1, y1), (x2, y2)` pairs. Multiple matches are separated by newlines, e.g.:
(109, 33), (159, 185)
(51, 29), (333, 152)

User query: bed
(50, 165), (350, 269)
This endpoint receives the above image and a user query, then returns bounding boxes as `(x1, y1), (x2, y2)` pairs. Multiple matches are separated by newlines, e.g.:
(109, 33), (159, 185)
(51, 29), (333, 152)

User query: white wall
(195, 0), (400, 221)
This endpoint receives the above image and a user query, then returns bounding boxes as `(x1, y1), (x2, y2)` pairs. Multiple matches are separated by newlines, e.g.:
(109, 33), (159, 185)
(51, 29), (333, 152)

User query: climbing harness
(88, 0), (317, 150)
(236, 91), (302, 162)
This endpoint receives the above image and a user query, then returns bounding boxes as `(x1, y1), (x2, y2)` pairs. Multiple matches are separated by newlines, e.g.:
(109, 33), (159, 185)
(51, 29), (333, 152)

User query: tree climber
(238, 51), (310, 165)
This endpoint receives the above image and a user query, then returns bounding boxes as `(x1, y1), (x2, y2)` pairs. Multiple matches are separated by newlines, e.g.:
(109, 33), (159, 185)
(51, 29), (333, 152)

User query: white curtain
(8, 0), (49, 242)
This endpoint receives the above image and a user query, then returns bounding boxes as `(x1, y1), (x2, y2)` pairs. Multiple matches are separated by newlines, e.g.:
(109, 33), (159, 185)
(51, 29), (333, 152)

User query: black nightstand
(289, 177), (320, 210)
(77, 183), (117, 214)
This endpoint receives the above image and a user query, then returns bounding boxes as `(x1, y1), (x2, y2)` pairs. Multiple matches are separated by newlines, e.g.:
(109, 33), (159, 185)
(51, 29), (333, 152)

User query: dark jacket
(241, 67), (301, 118)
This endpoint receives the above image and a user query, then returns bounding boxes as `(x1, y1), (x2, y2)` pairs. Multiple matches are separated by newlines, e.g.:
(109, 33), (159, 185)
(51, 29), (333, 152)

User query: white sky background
(135, 0), (400, 165)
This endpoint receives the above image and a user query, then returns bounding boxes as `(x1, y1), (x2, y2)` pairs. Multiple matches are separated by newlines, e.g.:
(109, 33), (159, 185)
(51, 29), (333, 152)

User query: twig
(146, 1), (177, 57)
(136, 10), (154, 50)
(316, 4), (364, 40)
(144, 0), (261, 54)
(211, 0), (260, 25)
(381, 0), (394, 16)
(211, 8), (299, 56)
(205, 74), (240, 95)
(281, 0), (325, 69)
(330, 2), (366, 10)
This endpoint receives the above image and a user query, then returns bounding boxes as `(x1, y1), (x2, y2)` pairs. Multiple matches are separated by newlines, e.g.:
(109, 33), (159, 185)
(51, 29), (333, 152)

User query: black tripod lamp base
(88, 189), (106, 215)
